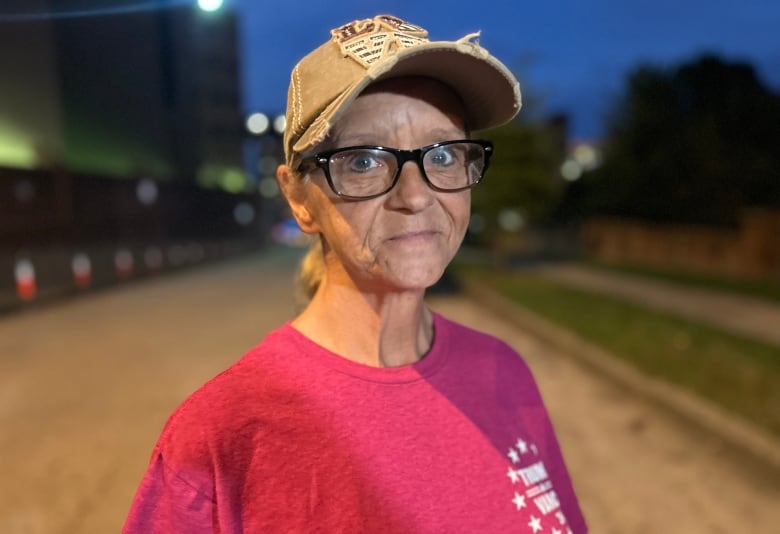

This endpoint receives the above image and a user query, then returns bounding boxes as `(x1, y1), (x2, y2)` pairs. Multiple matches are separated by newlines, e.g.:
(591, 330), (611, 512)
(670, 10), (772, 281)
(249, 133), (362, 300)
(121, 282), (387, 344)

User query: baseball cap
(283, 14), (522, 164)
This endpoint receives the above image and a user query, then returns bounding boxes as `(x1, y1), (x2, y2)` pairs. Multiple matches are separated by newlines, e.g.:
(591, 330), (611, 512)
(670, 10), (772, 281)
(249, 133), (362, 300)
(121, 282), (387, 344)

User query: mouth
(386, 230), (440, 243)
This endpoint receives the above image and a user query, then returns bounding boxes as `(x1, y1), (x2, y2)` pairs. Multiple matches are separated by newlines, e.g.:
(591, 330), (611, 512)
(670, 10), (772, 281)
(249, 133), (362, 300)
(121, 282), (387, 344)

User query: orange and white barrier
(72, 253), (92, 289)
(14, 259), (36, 301)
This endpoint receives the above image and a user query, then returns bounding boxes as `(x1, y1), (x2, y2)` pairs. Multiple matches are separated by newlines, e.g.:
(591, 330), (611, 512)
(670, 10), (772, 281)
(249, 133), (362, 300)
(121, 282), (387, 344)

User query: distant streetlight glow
(246, 112), (269, 135)
(560, 158), (582, 181)
(273, 114), (286, 135)
(233, 201), (256, 226)
(136, 178), (158, 205)
(197, 0), (223, 12)
(219, 169), (247, 193)
(573, 144), (598, 169)
(258, 177), (279, 198)
(498, 209), (525, 232)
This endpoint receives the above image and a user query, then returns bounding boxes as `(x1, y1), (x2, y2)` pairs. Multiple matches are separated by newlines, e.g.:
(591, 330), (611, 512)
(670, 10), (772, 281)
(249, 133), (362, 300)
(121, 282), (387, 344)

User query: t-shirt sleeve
(122, 450), (214, 534)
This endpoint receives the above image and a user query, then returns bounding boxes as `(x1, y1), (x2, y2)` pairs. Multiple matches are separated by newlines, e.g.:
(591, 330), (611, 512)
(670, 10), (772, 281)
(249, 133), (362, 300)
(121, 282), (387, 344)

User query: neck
(292, 276), (434, 368)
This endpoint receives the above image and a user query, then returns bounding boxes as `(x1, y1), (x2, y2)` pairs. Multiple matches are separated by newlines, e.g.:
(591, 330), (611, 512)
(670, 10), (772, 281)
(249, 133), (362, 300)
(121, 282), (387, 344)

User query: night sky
(2, 0), (778, 141)
(234, 0), (780, 140)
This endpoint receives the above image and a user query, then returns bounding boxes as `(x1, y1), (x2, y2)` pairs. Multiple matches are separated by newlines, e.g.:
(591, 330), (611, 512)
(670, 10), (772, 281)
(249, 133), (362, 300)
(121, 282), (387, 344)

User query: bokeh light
(197, 0), (223, 12)
(233, 201), (256, 226)
(560, 159), (582, 181)
(273, 114), (286, 135)
(258, 177), (279, 199)
(497, 209), (525, 232)
(136, 178), (159, 206)
(246, 112), (269, 135)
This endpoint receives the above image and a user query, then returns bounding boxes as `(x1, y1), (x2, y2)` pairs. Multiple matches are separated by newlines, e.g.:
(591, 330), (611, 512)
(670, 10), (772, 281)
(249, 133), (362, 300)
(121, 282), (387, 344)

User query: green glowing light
(197, 164), (248, 193)
(0, 124), (37, 169)
(219, 168), (247, 193)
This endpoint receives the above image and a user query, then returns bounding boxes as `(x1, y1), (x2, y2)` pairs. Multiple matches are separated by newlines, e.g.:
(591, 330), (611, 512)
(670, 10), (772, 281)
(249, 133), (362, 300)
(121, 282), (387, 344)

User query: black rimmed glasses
(297, 139), (494, 200)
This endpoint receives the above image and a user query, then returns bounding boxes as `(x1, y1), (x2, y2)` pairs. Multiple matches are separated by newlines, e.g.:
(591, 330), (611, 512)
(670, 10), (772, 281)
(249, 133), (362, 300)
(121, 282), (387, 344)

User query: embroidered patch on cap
(331, 15), (429, 68)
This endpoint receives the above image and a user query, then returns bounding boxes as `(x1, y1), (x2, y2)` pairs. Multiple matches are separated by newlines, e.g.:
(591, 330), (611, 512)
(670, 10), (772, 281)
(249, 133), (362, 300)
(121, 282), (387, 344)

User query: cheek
(314, 199), (380, 257)
(445, 192), (472, 236)
(333, 197), (387, 237)
(305, 184), (354, 233)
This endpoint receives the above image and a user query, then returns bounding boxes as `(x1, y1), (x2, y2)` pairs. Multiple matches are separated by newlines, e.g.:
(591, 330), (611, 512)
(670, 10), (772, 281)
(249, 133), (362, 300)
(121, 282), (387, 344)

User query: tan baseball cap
(283, 14), (522, 164)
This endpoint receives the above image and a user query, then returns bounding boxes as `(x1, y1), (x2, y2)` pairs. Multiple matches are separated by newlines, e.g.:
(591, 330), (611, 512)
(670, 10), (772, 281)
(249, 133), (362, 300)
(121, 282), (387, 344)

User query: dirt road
(0, 248), (776, 533)
(428, 294), (779, 533)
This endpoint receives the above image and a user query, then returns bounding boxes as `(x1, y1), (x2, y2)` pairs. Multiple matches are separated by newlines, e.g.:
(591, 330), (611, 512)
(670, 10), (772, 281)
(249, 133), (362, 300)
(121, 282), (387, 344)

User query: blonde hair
(294, 237), (326, 309)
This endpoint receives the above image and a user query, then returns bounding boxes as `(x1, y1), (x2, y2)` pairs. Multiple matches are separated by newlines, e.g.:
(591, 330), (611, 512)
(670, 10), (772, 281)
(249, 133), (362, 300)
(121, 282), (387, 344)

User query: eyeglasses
(297, 139), (493, 200)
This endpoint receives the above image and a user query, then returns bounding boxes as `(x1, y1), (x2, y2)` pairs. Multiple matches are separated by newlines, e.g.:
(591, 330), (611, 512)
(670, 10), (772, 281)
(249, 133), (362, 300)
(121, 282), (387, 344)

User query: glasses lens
(423, 142), (485, 190)
(329, 148), (397, 197)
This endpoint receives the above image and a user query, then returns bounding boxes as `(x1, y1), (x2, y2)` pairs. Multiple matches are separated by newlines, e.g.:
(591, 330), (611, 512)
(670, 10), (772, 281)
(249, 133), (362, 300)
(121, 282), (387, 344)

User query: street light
(197, 0), (223, 12)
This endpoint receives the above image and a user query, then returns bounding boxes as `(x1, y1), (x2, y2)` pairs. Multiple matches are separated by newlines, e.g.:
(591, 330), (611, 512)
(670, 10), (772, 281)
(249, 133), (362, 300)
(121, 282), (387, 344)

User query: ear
(276, 164), (319, 234)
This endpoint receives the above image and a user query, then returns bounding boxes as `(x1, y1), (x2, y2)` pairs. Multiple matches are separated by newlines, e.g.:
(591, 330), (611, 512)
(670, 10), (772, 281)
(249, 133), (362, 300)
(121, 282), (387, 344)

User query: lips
(388, 229), (438, 239)
(385, 229), (442, 246)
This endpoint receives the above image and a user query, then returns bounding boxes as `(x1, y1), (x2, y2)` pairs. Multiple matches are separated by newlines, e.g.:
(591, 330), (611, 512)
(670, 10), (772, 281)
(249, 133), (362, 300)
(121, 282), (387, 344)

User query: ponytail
(294, 237), (326, 309)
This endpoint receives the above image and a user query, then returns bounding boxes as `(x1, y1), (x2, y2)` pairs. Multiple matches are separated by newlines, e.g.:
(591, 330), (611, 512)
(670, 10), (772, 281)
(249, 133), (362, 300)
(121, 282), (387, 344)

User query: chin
(383, 263), (446, 292)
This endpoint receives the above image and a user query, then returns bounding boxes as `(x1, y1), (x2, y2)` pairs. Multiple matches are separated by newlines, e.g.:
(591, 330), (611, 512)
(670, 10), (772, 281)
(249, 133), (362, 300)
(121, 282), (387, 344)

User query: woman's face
(290, 78), (472, 293)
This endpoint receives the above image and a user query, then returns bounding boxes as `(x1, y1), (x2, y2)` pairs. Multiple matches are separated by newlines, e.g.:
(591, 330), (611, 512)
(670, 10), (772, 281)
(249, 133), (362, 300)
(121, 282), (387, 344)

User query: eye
(426, 145), (457, 167)
(344, 150), (385, 173)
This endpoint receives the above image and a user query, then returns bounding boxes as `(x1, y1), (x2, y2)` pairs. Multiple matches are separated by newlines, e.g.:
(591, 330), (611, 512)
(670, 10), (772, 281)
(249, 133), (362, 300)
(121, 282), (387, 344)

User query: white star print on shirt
(528, 515), (542, 533)
(515, 438), (528, 454)
(512, 492), (526, 510)
(507, 466), (520, 484)
(507, 448), (520, 464)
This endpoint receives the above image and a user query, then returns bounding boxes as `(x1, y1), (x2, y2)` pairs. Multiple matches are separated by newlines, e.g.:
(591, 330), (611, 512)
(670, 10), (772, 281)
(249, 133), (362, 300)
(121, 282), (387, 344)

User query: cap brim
(293, 40), (521, 155)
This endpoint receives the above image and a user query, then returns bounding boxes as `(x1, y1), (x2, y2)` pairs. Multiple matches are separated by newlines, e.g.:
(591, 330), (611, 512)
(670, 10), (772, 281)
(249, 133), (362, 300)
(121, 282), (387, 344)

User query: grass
(585, 260), (780, 304)
(453, 264), (780, 437)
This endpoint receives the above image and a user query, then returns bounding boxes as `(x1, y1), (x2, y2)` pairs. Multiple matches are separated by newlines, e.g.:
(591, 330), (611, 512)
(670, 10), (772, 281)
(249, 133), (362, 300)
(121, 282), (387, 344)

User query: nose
(386, 159), (435, 212)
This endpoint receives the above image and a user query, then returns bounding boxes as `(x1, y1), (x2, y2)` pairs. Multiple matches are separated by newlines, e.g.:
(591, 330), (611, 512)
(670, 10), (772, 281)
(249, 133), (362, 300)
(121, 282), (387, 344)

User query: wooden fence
(583, 210), (780, 279)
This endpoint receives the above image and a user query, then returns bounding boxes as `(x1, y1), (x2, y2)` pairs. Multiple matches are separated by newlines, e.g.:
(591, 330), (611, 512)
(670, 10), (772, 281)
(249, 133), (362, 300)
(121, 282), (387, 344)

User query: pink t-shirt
(124, 314), (586, 533)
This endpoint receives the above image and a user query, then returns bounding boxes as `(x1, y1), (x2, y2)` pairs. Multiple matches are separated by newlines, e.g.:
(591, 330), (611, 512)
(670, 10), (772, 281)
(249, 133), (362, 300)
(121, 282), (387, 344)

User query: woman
(124, 14), (586, 533)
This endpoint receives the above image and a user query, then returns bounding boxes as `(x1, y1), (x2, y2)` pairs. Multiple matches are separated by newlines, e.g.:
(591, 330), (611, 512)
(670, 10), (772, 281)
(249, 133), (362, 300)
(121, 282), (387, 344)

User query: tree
(568, 55), (780, 226)
(470, 119), (565, 244)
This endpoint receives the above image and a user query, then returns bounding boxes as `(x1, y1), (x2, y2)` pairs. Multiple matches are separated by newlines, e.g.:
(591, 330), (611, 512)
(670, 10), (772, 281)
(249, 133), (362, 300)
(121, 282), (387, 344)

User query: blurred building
(0, 0), (243, 182)
(0, 1), (269, 309)
(0, 0), (258, 248)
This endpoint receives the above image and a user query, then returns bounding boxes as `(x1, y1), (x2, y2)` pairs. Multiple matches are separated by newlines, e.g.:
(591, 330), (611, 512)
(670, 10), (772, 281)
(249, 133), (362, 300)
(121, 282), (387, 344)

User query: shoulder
(435, 313), (525, 364)
(434, 313), (541, 393)
(153, 324), (302, 463)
